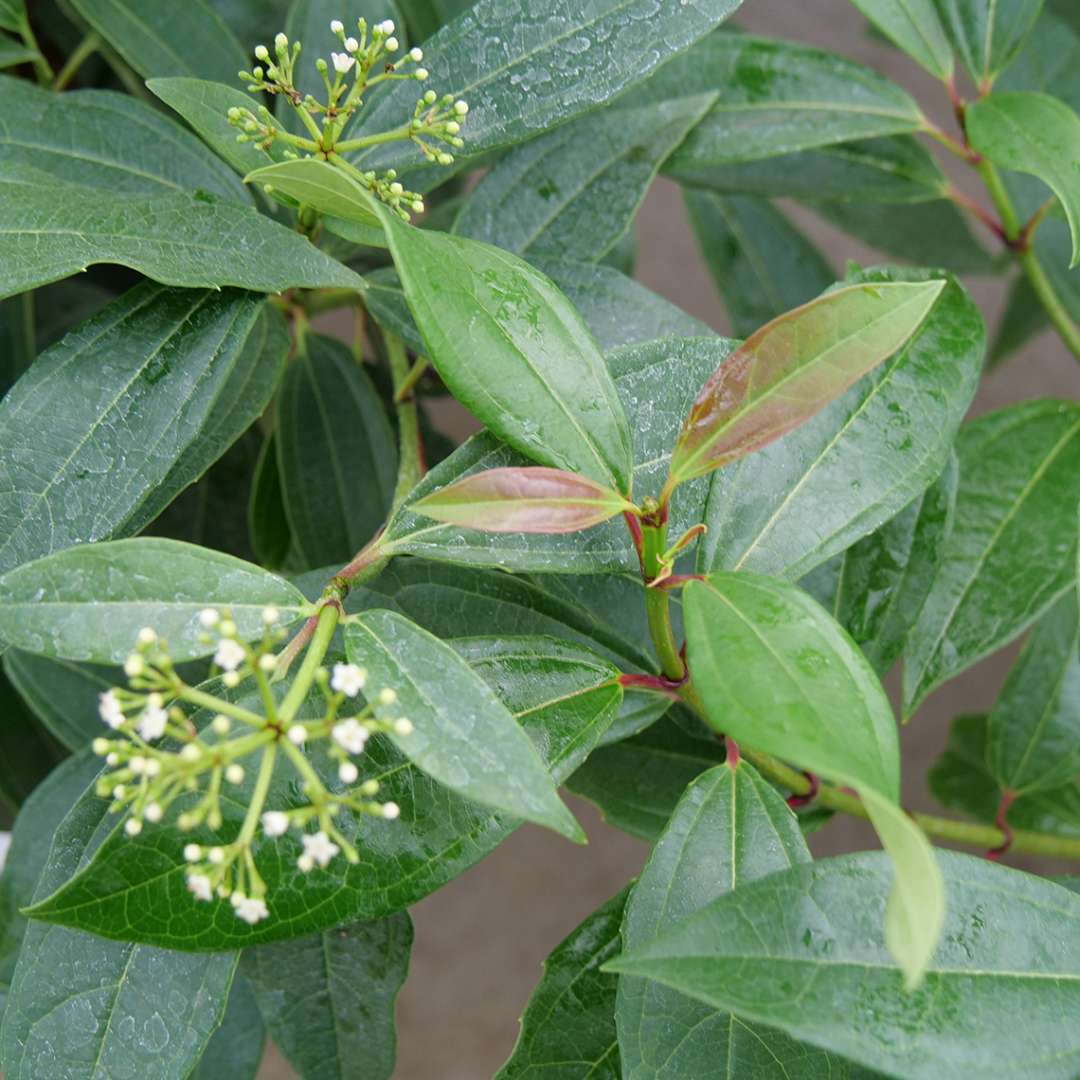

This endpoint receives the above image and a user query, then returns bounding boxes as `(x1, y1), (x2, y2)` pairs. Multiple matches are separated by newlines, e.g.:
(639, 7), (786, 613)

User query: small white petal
(301, 830), (340, 868)
(297, 852), (315, 873)
(332, 718), (369, 755)
(187, 872), (213, 902)
(214, 638), (246, 672)
(330, 663), (366, 697)
(138, 705), (168, 742)
(331, 51), (355, 73)
(234, 896), (269, 924)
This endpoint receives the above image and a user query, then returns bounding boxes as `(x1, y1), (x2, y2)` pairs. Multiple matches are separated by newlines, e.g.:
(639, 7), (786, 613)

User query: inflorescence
(91, 610), (411, 925)
(226, 17), (469, 220)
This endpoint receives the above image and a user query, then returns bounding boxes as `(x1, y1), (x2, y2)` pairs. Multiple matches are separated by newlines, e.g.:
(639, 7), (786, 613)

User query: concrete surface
(258, 2), (1080, 1076)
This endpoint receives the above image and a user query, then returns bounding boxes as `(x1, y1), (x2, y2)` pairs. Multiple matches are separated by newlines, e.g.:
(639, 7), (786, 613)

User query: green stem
(280, 736), (327, 799)
(236, 743), (278, 848)
(334, 123), (412, 153)
(177, 686), (266, 729)
(17, 14), (52, 85)
(277, 603), (340, 725)
(641, 521), (686, 681)
(299, 287), (364, 315)
(52, 32), (99, 90)
(386, 332), (424, 513)
(394, 356), (428, 403)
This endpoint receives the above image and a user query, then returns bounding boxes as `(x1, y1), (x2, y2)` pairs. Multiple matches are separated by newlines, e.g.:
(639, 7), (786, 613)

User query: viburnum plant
(1, 0), (1080, 1078)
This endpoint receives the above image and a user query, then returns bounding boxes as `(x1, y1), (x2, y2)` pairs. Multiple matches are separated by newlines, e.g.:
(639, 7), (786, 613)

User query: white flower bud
(92, 737), (110, 756)
(144, 802), (163, 823)
(261, 605), (280, 625)
(415, 67), (428, 80)
(297, 852), (315, 873)
(332, 718), (369, 755)
(261, 811), (289, 836)
(219, 619), (237, 638)
(330, 19), (344, 33)
(255, 44), (269, 61)
(183, 843), (202, 862)
(234, 896), (269, 924)
(211, 714), (231, 736)
(106, 752), (120, 766)
(423, 89), (436, 104)
(445, 120), (460, 135)
(345, 35), (359, 51)
(214, 638), (246, 672)
(129, 755), (146, 775)
(258, 653), (278, 672)
(338, 761), (359, 784)
(385, 36), (398, 51)
(181, 743), (201, 762)
(330, 663), (366, 697)
(410, 47), (423, 62)
(112, 784), (126, 799)
(382, 801), (400, 820)
(124, 653), (144, 678)
(225, 764), (245, 784)
(125, 818), (142, 836)
(287, 724), (307, 745)
(223, 671), (240, 688)
(199, 608), (221, 628)
(208, 847), (225, 865)
(137, 626), (157, 646)
(454, 99), (468, 115)
(145, 758), (161, 777)
(275, 32), (288, 50)
(378, 688), (397, 706)
(360, 779), (380, 795)
(378, 19), (395, 34)
(395, 718), (414, 736)
(389, 181), (404, 195)
(331, 51), (355, 73)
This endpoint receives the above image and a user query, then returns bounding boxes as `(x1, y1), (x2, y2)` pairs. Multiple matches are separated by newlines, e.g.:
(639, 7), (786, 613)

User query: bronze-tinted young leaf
(666, 280), (945, 491)
(412, 467), (632, 534)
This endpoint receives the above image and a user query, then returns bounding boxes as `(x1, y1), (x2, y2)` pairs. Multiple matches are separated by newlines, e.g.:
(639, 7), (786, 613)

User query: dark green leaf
(0, 671), (65, 811)
(455, 95), (715, 261)
(990, 272), (1049, 367)
(3, 651), (117, 752)
(655, 32), (925, 172)
(277, 334), (396, 569)
(608, 850), (1080, 1079)
(189, 973), (265, 1080)
(700, 268), (983, 581)
(999, 7), (1080, 103)
(0, 291), (33, 398)
(249, 431), (292, 569)
(935, 0), (1043, 83)
(0, 0), (21, 33)
(0, 285), (274, 575)
(903, 399), (1080, 715)
(683, 190), (834, 336)
(27, 638), (621, 949)
(346, 610), (585, 841)
(495, 887), (627, 1080)
(244, 913), (411, 1080)
(0, 74), (247, 202)
(0, 538), (308, 663)
(850, 0), (954, 77)
(69, 0), (248, 82)
(986, 592), (1080, 794)
(344, 0), (744, 172)
(683, 573), (943, 985)
(0, 34), (38, 68)
(1047, 0), (1080, 33)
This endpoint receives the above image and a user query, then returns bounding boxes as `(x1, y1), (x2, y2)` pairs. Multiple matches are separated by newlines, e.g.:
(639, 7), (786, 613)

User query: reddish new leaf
(412, 467), (633, 534)
(665, 280), (946, 492)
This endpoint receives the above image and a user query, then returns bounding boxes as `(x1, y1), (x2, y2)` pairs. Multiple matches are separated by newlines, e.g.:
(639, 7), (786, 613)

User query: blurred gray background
(260, 1), (1080, 1075)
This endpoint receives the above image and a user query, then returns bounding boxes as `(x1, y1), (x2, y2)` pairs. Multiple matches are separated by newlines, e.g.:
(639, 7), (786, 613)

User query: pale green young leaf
(850, 0), (954, 77)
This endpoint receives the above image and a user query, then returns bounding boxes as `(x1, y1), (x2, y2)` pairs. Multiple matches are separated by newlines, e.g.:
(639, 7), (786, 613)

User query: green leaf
(700, 268), (983, 581)
(248, 432), (292, 569)
(0, 34), (38, 68)
(0, 758), (238, 1079)
(617, 762), (871, 1079)
(0, 284), (274, 575)
(0, 183), (364, 300)
(0, 74), (247, 202)
(609, 849), (1080, 1078)
(383, 337), (730, 573)
(243, 914), (411, 1080)
(935, 0), (1044, 83)
(454, 95), (715, 262)
(382, 219), (634, 491)
(850, 0), (954, 77)
(800, 454), (958, 676)
(567, 710), (726, 842)
(495, 887), (627, 1080)
(3, 651), (118, 752)
(670, 134), (950, 203)
(0, 670), (65, 811)
(0, 0), (24, 33)
(69, 0), (248, 82)
(276, 334), (396, 569)
(968, 91), (1080, 266)
(683, 190), (834, 337)
(904, 399), (1080, 715)
(654, 32), (925, 173)
(346, 610), (584, 841)
(147, 77), (289, 179)
(189, 973), (265, 1080)
(27, 638), (621, 948)
(668, 279), (946, 489)
(343, 0), (744, 171)
(413, 467), (632, 534)
(683, 573), (943, 985)
(990, 272), (1049, 367)
(0, 538), (308, 664)
(986, 592), (1080, 794)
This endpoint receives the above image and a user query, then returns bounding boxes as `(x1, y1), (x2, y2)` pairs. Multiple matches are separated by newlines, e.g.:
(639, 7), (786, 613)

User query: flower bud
(255, 44), (269, 61)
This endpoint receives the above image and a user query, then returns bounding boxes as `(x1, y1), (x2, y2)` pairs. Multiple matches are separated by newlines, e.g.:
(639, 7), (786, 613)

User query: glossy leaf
(382, 218), (634, 491)
(986, 592), (1080, 794)
(800, 454), (957, 676)
(0, 284), (271, 575)
(904, 399), (1080, 715)
(248, 433), (292, 569)
(0, 758), (237, 1080)
(683, 189), (834, 336)
(346, 610), (584, 841)
(383, 337), (731, 574)
(0, 184), (364, 300)
(668, 279), (945, 488)
(967, 92), (1080, 266)
(0, 74), (247, 201)
(609, 850), (1080, 1079)
(343, 0), (744, 171)
(27, 638), (622, 949)
(276, 334), (396, 569)
(189, 974), (264, 1080)
(990, 272), (1048, 366)
(700, 268), (983, 581)
(454, 95), (715, 261)
(3, 651), (118, 751)
(654, 33), (925, 172)
(0, 538), (308, 664)
(850, 0), (954, 76)
(413, 467), (632, 534)
(495, 888), (627, 1080)
(68, 0), (247, 82)
(243, 914), (412, 1080)
(683, 573), (943, 985)
(935, 0), (1044, 82)
(617, 762), (870, 1079)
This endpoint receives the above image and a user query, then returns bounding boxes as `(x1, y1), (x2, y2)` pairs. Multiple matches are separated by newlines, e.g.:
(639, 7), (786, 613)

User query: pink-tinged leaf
(411, 467), (633, 534)
(666, 280), (946, 490)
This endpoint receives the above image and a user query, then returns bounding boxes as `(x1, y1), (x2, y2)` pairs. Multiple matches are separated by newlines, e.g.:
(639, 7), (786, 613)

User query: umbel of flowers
(226, 16), (470, 220)
(92, 610), (411, 925)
